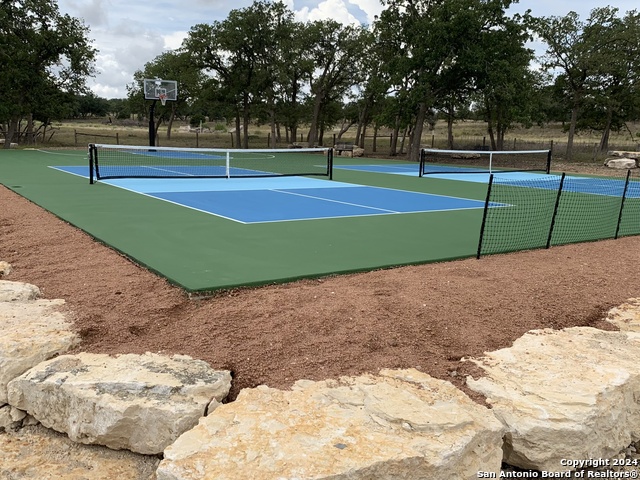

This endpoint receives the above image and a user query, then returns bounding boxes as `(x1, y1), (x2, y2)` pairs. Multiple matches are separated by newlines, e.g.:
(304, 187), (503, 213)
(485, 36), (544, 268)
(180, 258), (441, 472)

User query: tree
(472, 14), (538, 150)
(374, 0), (517, 161)
(274, 19), (314, 145)
(74, 93), (110, 118)
(304, 20), (369, 147)
(185, 1), (294, 149)
(584, 9), (640, 151)
(532, 8), (623, 160)
(0, 0), (96, 148)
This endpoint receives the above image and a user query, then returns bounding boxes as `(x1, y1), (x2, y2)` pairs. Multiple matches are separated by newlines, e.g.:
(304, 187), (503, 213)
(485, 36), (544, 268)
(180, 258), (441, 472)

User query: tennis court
(0, 148), (495, 291)
(1, 147), (637, 292)
(53, 166), (488, 223)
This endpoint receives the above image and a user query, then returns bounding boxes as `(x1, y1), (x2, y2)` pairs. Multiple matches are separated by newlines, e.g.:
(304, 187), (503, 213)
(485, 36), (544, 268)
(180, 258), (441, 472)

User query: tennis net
(419, 148), (552, 176)
(88, 144), (333, 183)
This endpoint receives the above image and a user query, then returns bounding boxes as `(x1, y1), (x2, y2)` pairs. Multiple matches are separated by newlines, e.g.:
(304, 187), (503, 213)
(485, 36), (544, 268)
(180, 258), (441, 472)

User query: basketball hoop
(159, 93), (167, 106)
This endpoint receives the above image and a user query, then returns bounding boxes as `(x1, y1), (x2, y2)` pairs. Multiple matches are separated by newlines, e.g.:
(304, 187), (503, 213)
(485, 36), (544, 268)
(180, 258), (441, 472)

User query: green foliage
(531, 7), (640, 156)
(73, 94), (111, 118)
(189, 114), (206, 127)
(4, 0), (640, 154)
(373, 0), (522, 158)
(0, 0), (96, 143)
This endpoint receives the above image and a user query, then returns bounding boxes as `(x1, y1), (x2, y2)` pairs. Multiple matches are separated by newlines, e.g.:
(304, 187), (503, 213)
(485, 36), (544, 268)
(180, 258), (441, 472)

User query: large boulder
(606, 298), (640, 331)
(7, 352), (232, 455)
(466, 327), (640, 472)
(0, 279), (41, 302)
(157, 369), (504, 480)
(608, 151), (640, 160)
(604, 157), (637, 169)
(0, 297), (79, 405)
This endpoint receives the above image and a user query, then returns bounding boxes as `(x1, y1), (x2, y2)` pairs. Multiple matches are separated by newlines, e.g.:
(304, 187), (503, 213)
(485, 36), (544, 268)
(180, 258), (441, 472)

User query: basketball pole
(149, 99), (157, 147)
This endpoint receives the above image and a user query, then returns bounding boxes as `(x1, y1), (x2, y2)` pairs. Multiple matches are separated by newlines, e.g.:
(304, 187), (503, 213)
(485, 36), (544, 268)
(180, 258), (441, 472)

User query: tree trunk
(242, 94), (250, 149)
(399, 124), (410, 156)
(372, 126), (378, 153)
(566, 102), (579, 162)
(447, 114), (454, 149)
(390, 124), (400, 156)
(26, 113), (34, 145)
(487, 122), (497, 151)
(269, 109), (277, 148)
(355, 102), (369, 146)
(409, 102), (428, 162)
(307, 93), (323, 147)
(4, 116), (20, 149)
(599, 109), (613, 152)
(234, 113), (241, 148)
(166, 105), (176, 140)
(336, 119), (353, 140)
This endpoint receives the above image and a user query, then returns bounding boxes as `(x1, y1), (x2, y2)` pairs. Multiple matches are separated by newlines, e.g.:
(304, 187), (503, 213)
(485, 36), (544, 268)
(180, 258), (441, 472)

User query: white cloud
(347, 0), (384, 24)
(163, 31), (189, 50)
(296, 0), (360, 24)
(64, 0), (109, 27)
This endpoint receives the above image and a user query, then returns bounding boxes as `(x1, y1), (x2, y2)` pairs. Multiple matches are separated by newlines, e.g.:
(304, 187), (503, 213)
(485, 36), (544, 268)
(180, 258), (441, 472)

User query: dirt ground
(0, 162), (638, 404)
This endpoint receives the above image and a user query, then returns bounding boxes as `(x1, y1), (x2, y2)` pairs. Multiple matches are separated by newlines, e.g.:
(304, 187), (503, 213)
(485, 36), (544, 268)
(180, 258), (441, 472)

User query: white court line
(35, 149), (86, 157)
(272, 189), (401, 214)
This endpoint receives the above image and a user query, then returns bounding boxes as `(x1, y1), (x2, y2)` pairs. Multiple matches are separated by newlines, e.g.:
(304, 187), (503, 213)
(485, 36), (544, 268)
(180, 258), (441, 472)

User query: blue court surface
(52, 166), (489, 224)
(337, 165), (640, 198)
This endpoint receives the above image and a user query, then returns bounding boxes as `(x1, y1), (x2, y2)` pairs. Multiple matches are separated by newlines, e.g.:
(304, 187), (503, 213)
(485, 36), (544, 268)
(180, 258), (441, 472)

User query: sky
(56, 0), (639, 99)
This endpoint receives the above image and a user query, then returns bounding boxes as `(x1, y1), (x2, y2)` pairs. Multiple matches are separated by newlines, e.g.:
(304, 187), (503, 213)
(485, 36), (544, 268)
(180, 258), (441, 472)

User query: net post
(546, 149), (552, 174)
(88, 144), (99, 184)
(488, 152), (493, 174)
(328, 148), (333, 180)
(226, 151), (231, 179)
(615, 169), (631, 239)
(546, 172), (566, 249)
(476, 174), (494, 259)
(419, 149), (425, 177)
(88, 144), (94, 184)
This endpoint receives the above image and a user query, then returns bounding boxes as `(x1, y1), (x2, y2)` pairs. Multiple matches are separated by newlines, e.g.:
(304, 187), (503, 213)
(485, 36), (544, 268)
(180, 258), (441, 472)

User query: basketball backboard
(143, 78), (178, 105)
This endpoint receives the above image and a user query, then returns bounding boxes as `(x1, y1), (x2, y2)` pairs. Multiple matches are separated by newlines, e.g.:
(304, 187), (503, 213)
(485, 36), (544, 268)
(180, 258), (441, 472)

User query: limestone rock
(0, 261), (11, 277)
(157, 368), (504, 480)
(0, 404), (27, 430)
(0, 279), (41, 302)
(0, 424), (160, 480)
(604, 157), (637, 169)
(0, 298), (79, 404)
(606, 298), (640, 331)
(7, 352), (232, 455)
(353, 147), (365, 157)
(466, 327), (640, 472)
(608, 151), (640, 160)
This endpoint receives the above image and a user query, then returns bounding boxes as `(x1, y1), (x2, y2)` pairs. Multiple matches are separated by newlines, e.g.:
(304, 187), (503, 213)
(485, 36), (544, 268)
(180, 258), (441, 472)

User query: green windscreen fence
(478, 170), (640, 258)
